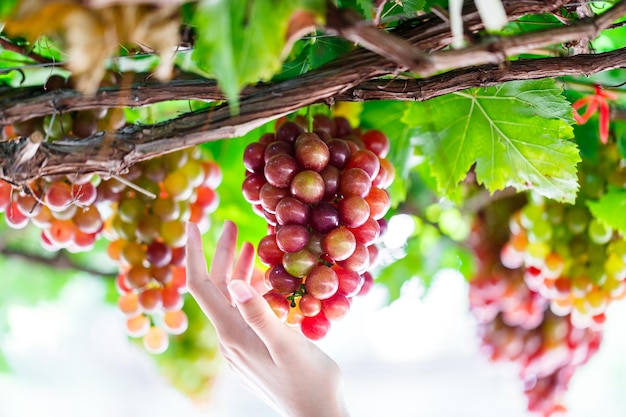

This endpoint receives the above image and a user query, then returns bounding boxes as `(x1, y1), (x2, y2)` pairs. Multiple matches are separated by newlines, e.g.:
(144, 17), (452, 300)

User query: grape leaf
(192, 0), (325, 113)
(587, 187), (626, 235)
(0, 0), (18, 19)
(409, 80), (580, 203)
(399, 0), (426, 13)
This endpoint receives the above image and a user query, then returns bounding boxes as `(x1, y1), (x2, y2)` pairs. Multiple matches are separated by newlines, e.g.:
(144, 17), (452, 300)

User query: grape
(136, 215), (162, 242)
(264, 291), (291, 321)
(119, 198), (145, 222)
(164, 171), (192, 201)
(300, 313), (330, 340)
(147, 241), (172, 267)
(334, 265), (363, 297)
(304, 265), (339, 300)
(48, 219), (76, 246)
(0, 181), (12, 212)
(346, 149), (380, 180)
(326, 139), (351, 169)
(259, 183), (290, 213)
(264, 141), (294, 161)
(275, 121), (304, 143)
(282, 249), (318, 278)
(323, 227), (356, 262)
(295, 133), (330, 172)
(126, 315), (150, 338)
(44, 181), (73, 211)
(348, 216), (380, 246)
(309, 202), (339, 233)
(321, 293), (351, 321)
(333, 117), (353, 138)
(265, 154), (299, 188)
(126, 266), (151, 289)
(181, 160), (205, 188)
(360, 129), (390, 158)
(71, 182), (97, 206)
(275, 196), (310, 226)
(276, 224), (309, 253)
(162, 310), (188, 335)
(244, 142), (267, 172)
(337, 195), (370, 228)
(118, 292), (141, 317)
(320, 165), (340, 200)
(152, 198), (180, 221)
(339, 167), (371, 198)
(73, 205), (103, 234)
(242, 173), (266, 204)
(258, 234), (284, 266)
(161, 220), (186, 247)
(139, 288), (163, 313)
(365, 187), (390, 220)
(290, 170), (325, 204)
(161, 285), (183, 310)
(143, 326), (169, 354)
(268, 264), (302, 293)
(337, 242), (370, 274)
(16, 193), (41, 217)
(299, 294), (322, 317)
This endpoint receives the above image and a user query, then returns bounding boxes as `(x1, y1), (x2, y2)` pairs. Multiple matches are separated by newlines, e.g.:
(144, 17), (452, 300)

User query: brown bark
(1, 0), (625, 185)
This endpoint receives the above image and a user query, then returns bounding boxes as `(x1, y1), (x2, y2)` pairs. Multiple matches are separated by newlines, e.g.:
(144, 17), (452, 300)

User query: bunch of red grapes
(470, 216), (603, 417)
(242, 115), (394, 340)
(106, 149), (221, 354)
(0, 134), (221, 354)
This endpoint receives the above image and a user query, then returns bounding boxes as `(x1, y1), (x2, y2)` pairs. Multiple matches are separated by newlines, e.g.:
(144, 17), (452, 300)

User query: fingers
(233, 241), (255, 284)
(208, 220), (238, 302)
(185, 222), (240, 333)
(227, 280), (290, 358)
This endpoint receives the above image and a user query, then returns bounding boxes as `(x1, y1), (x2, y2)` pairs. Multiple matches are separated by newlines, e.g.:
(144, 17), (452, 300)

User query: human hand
(186, 221), (350, 417)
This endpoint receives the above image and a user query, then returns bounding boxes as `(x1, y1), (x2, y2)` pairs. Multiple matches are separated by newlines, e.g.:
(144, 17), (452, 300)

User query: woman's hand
(186, 221), (350, 417)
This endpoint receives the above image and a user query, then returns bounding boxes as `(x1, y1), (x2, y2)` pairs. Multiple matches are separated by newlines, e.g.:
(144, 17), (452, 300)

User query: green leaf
(409, 80), (580, 203)
(0, 0), (18, 19)
(587, 187), (626, 235)
(192, 0), (325, 113)
(399, 0), (426, 13)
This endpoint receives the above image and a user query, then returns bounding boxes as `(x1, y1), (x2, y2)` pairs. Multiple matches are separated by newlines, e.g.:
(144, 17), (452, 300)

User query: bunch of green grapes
(106, 148), (222, 354)
(469, 197), (602, 417)
(501, 194), (625, 329)
(501, 144), (626, 329)
(242, 115), (394, 340)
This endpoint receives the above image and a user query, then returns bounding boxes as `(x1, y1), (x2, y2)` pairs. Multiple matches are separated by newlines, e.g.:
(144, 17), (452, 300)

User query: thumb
(228, 280), (286, 343)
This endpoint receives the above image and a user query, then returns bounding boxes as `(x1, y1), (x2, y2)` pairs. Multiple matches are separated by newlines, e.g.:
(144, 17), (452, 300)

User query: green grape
(520, 204), (544, 230)
(588, 218), (613, 245)
(565, 206), (589, 235)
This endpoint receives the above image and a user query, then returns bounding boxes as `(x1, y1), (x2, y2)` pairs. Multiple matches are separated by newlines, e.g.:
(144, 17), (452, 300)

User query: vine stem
(2, 0), (625, 185)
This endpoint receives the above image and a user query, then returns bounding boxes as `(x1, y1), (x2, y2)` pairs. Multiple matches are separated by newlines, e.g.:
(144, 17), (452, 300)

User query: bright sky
(0, 271), (625, 417)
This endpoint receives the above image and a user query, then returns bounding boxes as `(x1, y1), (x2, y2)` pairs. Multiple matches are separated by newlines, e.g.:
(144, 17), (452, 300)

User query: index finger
(185, 222), (243, 333)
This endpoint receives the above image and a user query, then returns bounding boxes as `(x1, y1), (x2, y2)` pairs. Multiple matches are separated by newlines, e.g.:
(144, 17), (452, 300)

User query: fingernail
(228, 280), (253, 303)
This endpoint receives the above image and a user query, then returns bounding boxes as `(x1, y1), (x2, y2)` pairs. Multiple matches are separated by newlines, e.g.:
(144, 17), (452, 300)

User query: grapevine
(242, 114), (393, 340)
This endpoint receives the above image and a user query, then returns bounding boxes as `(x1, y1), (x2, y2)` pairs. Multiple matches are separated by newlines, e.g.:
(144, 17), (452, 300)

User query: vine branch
(2, 0), (625, 185)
